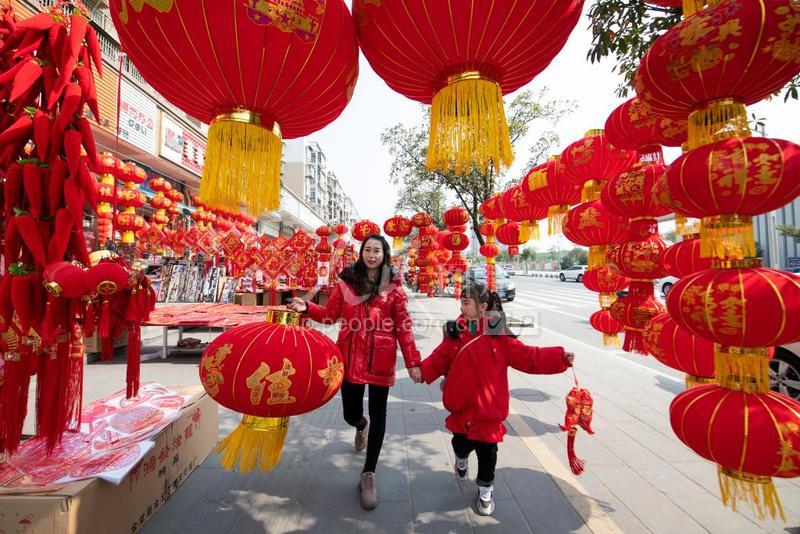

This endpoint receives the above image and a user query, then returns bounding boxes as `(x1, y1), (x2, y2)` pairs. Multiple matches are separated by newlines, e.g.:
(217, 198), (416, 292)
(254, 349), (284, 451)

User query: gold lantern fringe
(548, 205), (569, 236)
(718, 467), (785, 521)
(682, 0), (721, 17)
(392, 237), (403, 250)
(216, 415), (290, 472)
(588, 245), (608, 270)
(714, 346), (770, 393)
(699, 215), (755, 260)
(602, 333), (621, 347)
(200, 110), (282, 215)
(522, 221), (540, 242)
(581, 180), (602, 202)
(675, 215), (689, 237)
(684, 374), (715, 389)
(598, 292), (616, 309)
(427, 72), (513, 176)
(687, 99), (750, 150)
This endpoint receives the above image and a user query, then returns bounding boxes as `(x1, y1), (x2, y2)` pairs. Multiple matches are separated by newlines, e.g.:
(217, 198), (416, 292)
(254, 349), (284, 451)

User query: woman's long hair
(460, 281), (517, 337)
(340, 234), (395, 301)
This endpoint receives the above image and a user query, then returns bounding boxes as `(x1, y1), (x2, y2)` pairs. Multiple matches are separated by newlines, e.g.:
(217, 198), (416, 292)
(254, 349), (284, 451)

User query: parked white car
(558, 265), (587, 282)
(659, 276), (679, 296)
(772, 342), (800, 401)
(503, 264), (516, 276)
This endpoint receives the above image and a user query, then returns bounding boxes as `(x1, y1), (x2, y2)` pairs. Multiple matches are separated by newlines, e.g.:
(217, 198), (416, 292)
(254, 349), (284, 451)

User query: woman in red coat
(288, 234), (421, 510)
(420, 283), (574, 516)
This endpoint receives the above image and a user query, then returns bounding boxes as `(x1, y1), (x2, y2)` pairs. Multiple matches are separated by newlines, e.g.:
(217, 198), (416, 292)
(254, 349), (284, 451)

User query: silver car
(558, 265), (587, 282)
(772, 342), (800, 401)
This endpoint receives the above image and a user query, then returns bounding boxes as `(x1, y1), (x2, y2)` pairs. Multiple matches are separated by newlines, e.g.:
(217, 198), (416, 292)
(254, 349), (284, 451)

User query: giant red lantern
(642, 313), (715, 385)
(354, 0), (583, 175)
(670, 385), (800, 520)
(351, 220), (381, 242)
(200, 309), (343, 471)
(383, 216), (413, 249)
(560, 130), (638, 200)
(521, 158), (581, 235)
(654, 137), (800, 259)
(110, 0), (358, 214)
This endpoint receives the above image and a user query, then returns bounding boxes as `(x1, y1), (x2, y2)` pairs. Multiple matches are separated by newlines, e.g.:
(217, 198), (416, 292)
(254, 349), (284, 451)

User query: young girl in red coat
(419, 282), (574, 516)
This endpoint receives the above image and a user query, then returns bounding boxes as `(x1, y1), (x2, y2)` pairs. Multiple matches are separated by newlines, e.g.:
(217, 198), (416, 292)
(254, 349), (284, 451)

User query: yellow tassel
(682, 0), (721, 17)
(581, 180), (602, 202)
(529, 222), (540, 242)
(602, 333), (621, 347)
(699, 215), (755, 260)
(714, 345), (770, 393)
(675, 215), (689, 237)
(588, 245), (608, 270)
(427, 72), (513, 175)
(200, 110), (282, 215)
(599, 292), (616, 309)
(687, 99), (750, 151)
(392, 237), (403, 250)
(718, 467), (785, 521)
(548, 205), (569, 236)
(216, 415), (289, 472)
(684, 374), (715, 389)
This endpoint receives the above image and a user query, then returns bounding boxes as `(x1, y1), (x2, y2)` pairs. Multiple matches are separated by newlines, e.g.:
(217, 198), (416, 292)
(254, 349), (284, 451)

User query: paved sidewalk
(67, 290), (800, 532)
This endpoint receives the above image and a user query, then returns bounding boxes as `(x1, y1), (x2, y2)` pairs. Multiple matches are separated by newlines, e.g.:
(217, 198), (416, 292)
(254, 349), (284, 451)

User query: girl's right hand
(287, 297), (307, 313)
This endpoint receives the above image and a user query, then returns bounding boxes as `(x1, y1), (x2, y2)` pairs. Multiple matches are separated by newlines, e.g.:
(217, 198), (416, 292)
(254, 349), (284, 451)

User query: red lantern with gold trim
(642, 313), (715, 385)
(444, 206), (469, 229)
(412, 212), (433, 229)
(582, 266), (629, 308)
(334, 223), (349, 236)
(610, 295), (665, 354)
(480, 194), (506, 223)
(110, 0), (359, 215)
(501, 186), (547, 241)
(353, 0), (583, 176)
(604, 98), (660, 154)
(200, 309), (343, 472)
(496, 222), (530, 248)
(601, 164), (671, 220)
(660, 234), (712, 278)
(606, 220), (668, 284)
(383, 216), (413, 249)
(521, 157), (581, 235)
(316, 226), (332, 239)
(351, 220), (381, 242)
(670, 385), (800, 520)
(43, 262), (88, 299)
(562, 201), (631, 269)
(560, 130), (638, 200)
(442, 232), (469, 253)
(589, 309), (625, 347)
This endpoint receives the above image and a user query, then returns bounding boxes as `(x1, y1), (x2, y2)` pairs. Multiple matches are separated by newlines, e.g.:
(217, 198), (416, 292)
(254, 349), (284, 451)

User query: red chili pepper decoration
(10, 269), (37, 333)
(11, 33), (43, 61)
(47, 22), (66, 61)
(4, 162), (22, 218)
(0, 58), (29, 85)
(0, 275), (13, 325)
(75, 116), (96, 164)
(4, 216), (20, 268)
(33, 108), (50, 160)
(75, 62), (98, 121)
(13, 208), (48, 269)
(40, 62), (58, 109)
(67, 13), (87, 68)
(0, 109), (33, 147)
(63, 176), (84, 231)
(76, 161), (97, 209)
(47, 208), (73, 262)
(63, 128), (82, 176)
(14, 12), (57, 31)
(47, 158), (66, 213)
(84, 25), (102, 77)
(21, 159), (42, 218)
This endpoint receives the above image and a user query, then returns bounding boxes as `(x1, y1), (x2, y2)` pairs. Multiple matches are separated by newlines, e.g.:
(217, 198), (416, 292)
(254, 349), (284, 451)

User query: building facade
(754, 199), (800, 270)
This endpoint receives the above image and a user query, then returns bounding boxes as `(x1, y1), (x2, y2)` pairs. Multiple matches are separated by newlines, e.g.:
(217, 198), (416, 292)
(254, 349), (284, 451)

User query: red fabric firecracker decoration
(559, 370), (594, 476)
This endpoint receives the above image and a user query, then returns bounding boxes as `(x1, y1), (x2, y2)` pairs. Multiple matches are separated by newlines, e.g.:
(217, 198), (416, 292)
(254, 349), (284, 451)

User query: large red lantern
(479, 194), (506, 223)
(667, 264), (800, 348)
(670, 385), (800, 520)
(495, 222), (529, 248)
(443, 206), (469, 229)
(589, 309), (625, 347)
(383, 216), (413, 249)
(200, 309), (343, 472)
(604, 98), (661, 157)
(606, 221), (668, 285)
(655, 137), (800, 259)
(562, 201), (631, 269)
(560, 130), (638, 200)
(354, 0), (583, 175)
(634, 0), (800, 148)
(660, 234), (713, 278)
(442, 232), (469, 253)
(642, 313), (715, 385)
(601, 164), (671, 220)
(521, 157), (581, 235)
(351, 220), (381, 242)
(110, 0), (358, 214)
(501, 186), (547, 241)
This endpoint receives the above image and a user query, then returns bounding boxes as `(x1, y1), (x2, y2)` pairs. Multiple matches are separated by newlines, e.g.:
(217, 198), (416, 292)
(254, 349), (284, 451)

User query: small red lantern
(316, 226), (332, 238)
(383, 216), (413, 249)
(521, 157), (582, 234)
(351, 220), (381, 242)
(200, 309), (343, 472)
(508, 245), (519, 257)
(610, 295), (665, 354)
(589, 309), (625, 347)
(562, 201), (631, 269)
(502, 185), (548, 241)
(660, 234), (712, 278)
(442, 232), (469, 252)
(412, 212), (433, 228)
(334, 223), (349, 236)
(479, 243), (499, 259)
(582, 266), (629, 308)
(478, 222), (495, 239)
(496, 222), (530, 247)
(443, 206), (469, 228)
(643, 313), (715, 384)
(315, 241), (332, 255)
(43, 262), (88, 298)
(479, 194), (506, 222)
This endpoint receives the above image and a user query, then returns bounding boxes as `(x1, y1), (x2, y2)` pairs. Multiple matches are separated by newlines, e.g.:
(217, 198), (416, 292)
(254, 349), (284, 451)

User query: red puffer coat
(306, 273), (421, 387)
(421, 317), (570, 443)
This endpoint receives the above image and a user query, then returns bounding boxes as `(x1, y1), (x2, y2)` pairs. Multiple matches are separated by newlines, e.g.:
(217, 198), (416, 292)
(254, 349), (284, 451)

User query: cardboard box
(234, 292), (258, 306)
(83, 328), (128, 355)
(0, 387), (219, 534)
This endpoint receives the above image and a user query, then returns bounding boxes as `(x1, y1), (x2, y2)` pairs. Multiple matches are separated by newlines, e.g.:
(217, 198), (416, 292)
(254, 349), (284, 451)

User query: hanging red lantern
(582, 266), (629, 308)
(508, 245), (520, 257)
(315, 241), (332, 255)
(148, 177), (173, 230)
(642, 313), (715, 385)
(351, 220), (381, 242)
(604, 98), (661, 156)
(443, 206), (469, 229)
(383, 216), (413, 249)
(660, 234), (713, 278)
(316, 226), (332, 239)
(606, 221), (668, 285)
(634, 0), (800, 148)
(43, 262), (88, 299)
(442, 232), (469, 252)
(560, 130), (638, 200)
(479, 243), (499, 259)
(334, 223), (349, 236)
(478, 222), (495, 239)
(110, 0), (358, 214)
(479, 194), (506, 223)
(601, 164), (671, 220)
(522, 157), (582, 235)
(670, 385), (800, 520)
(411, 212), (433, 228)
(667, 264), (800, 348)
(655, 137), (800, 259)
(496, 222), (530, 248)
(609, 295), (665, 354)
(200, 309), (343, 472)
(562, 200), (631, 269)
(501, 184), (548, 241)
(589, 309), (625, 347)
(354, 0), (583, 175)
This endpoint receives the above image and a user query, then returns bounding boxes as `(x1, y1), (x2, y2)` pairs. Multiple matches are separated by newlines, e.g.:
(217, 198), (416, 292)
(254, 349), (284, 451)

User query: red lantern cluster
(115, 162), (147, 244)
(148, 177), (173, 228)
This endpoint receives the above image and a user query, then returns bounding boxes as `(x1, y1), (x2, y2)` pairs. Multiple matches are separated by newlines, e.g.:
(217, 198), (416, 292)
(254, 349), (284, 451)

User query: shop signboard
(119, 79), (158, 154)
(160, 115), (206, 175)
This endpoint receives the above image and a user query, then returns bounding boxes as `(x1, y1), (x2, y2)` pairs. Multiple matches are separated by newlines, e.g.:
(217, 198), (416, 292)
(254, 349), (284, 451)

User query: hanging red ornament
(522, 157), (582, 235)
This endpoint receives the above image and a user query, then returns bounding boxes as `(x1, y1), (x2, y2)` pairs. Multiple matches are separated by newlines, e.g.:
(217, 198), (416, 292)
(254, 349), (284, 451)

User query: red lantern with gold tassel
(354, 0), (583, 176)
(351, 220), (381, 242)
(589, 309), (625, 347)
(110, 0), (358, 215)
(93, 152), (119, 246)
(148, 177), (173, 229)
(502, 185), (548, 241)
(522, 157), (582, 235)
(200, 308), (343, 472)
(660, 234), (712, 278)
(115, 163), (147, 244)
(604, 98), (667, 165)
(562, 200), (631, 270)
(445, 253), (469, 298)
(582, 267), (629, 309)
(601, 164), (671, 220)
(642, 313), (715, 388)
(412, 212), (433, 229)
(444, 206), (469, 229)
(560, 130), (638, 201)
(383, 216), (413, 250)
(496, 222), (530, 250)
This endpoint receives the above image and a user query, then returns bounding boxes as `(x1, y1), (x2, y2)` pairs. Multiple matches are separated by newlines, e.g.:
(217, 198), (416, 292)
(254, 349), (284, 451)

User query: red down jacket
(306, 275), (421, 387)
(421, 317), (570, 443)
